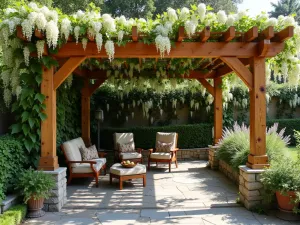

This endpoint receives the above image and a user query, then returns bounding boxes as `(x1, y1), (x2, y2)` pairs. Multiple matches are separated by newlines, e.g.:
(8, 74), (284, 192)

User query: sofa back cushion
(156, 132), (177, 150)
(62, 137), (85, 167)
(113, 133), (134, 150)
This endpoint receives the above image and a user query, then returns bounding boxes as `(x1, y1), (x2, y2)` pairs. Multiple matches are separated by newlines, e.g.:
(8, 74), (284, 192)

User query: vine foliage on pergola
(0, 2), (297, 170)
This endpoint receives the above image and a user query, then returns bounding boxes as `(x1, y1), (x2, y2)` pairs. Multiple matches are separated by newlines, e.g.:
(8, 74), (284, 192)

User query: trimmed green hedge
(267, 119), (300, 146)
(0, 205), (27, 225)
(94, 123), (213, 150)
(0, 135), (27, 203)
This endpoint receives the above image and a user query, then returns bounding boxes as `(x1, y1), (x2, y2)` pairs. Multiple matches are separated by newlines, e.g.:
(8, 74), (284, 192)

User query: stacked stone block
(208, 146), (219, 170)
(219, 160), (239, 185)
(43, 168), (67, 212)
(239, 166), (264, 210)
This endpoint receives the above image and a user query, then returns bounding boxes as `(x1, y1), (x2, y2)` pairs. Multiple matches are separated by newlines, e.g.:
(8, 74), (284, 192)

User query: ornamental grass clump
(217, 122), (290, 170)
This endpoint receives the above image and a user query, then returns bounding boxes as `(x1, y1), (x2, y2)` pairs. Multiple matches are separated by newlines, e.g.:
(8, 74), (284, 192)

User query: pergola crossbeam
(88, 79), (106, 97)
(221, 27), (235, 42)
(198, 79), (214, 96)
(199, 26), (210, 42)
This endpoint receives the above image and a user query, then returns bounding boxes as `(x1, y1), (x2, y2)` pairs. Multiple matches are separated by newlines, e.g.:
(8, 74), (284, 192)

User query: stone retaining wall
(219, 160), (239, 185)
(208, 146), (219, 170)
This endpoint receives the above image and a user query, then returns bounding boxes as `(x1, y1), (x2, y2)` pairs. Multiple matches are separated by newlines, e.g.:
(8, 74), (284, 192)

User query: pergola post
(81, 78), (91, 146)
(38, 66), (59, 171)
(213, 77), (223, 144)
(247, 57), (269, 169)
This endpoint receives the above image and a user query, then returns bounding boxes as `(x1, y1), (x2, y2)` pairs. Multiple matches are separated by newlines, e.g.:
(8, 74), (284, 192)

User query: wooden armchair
(113, 133), (143, 163)
(148, 132), (179, 172)
(61, 137), (107, 187)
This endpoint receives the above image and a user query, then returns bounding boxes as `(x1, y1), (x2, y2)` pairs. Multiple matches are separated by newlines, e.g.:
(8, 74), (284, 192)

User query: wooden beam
(199, 26), (210, 42)
(221, 57), (253, 90)
(54, 42), (285, 58)
(221, 27), (235, 42)
(53, 57), (86, 90)
(132, 26), (138, 42)
(88, 79), (106, 96)
(244, 26), (258, 42)
(258, 40), (271, 57)
(81, 79), (91, 146)
(260, 26), (274, 40)
(213, 77), (223, 144)
(38, 66), (59, 171)
(247, 57), (269, 169)
(198, 78), (214, 96)
(177, 26), (185, 42)
(201, 58), (218, 69)
(273, 26), (294, 42)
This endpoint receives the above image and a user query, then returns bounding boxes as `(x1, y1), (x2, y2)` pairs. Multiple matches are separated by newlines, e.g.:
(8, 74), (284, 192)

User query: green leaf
(21, 111), (30, 122)
(35, 74), (42, 85)
(39, 112), (47, 121)
(33, 105), (40, 112)
(22, 124), (30, 136)
(11, 123), (22, 134)
(30, 62), (43, 75)
(34, 93), (45, 103)
(28, 118), (35, 128)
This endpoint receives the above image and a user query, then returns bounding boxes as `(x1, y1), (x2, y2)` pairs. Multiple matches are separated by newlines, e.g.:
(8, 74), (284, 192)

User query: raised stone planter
(208, 145), (219, 170)
(0, 194), (20, 214)
(43, 167), (67, 212)
(219, 160), (239, 185)
(239, 165), (265, 210)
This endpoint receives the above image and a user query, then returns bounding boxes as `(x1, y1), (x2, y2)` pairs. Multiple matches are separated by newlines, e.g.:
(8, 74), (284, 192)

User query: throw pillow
(119, 141), (135, 153)
(79, 145), (99, 160)
(156, 141), (173, 152)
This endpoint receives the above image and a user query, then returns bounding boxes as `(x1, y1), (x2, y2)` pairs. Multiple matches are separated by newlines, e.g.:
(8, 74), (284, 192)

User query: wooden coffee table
(109, 163), (146, 190)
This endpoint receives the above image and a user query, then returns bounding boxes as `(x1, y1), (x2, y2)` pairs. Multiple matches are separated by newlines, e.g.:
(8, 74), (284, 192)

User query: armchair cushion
(72, 158), (106, 173)
(150, 152), (171, 160)
(119, 141), (135, 153)
(156, 141), (173, 152)
(114, 133), (134, 150)
(62, 137), (85, 167)
(156, 132), (177, 150)
(79, 145), (99, 160)
(120, 152), (142, 160)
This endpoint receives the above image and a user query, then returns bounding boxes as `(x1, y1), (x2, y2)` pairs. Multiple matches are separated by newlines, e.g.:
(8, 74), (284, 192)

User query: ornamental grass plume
(217, 122), (290, 171)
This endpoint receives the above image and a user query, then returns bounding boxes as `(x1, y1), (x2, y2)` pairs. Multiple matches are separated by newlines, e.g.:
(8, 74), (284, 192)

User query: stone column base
(239, 165), (264, 210)
(208, 145), (220, 170)
(43, 167), (67, 212)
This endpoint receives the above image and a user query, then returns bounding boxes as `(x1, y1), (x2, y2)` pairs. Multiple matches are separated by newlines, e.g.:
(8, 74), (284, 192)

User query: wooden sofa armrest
(136, 148), (143, 153)
(170, 148), (179, 152)
(68, 160), (97, 164)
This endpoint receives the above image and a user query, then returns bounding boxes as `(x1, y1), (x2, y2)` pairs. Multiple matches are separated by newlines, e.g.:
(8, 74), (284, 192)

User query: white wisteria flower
(237, 10), (248, 20)
(184, 20), (197, 38)
(74, 26), (80, 44)
(105, 40), (115, 61)
(118, 15), (127, 25)
(36, 40), (45, 59)
(35, 13), (47, 31)
(204, 12), (217, 26)
(226, 14), (236, 26)
(61, 18), (72, 41)
(118, 30), (124, 42)
(28, 2), (38, 10)
(179, 7), (190, 20)
(266, 18), (278, 27)
(45, 20), (59, 48)
(217, 10), (227, 24)
(167, 8), (178, 23)
(4, 8), (17, 16)
(92, 21), (102, 33)
(155, 35), (171, 58)
(103, 16), (116, 32)
(82, 38), (88, 50)
(197, 3), (206, 21)
(284, 16), (295, 26)
(3, 88), (12, 107)
(23, 46), (30, 66)
(95, 33), (103, 53)
(21, 19), (34, 41)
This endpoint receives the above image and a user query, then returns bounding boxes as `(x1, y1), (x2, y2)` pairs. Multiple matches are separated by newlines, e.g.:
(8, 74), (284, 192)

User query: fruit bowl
(121, 161), (136, 168)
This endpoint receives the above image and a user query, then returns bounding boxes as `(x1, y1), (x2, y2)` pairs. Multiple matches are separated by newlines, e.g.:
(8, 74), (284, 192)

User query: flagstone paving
(23, 161), (299, 224)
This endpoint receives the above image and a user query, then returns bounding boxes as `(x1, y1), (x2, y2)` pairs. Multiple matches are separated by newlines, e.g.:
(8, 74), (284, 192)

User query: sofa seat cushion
(62, 137), (85, 167)
(120, 152), (142, 160)
(150, 152), (171, 160)
(110, 163), (146, 176)
(72, 158), (106, 174)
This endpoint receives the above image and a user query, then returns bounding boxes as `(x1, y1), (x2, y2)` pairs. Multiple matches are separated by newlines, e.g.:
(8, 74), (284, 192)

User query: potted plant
(17, 168), (55, 218)
(260, 155), (300, 213)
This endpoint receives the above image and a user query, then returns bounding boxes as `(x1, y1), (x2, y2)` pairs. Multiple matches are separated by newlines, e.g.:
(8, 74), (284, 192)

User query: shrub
(267, 119), (300, 146)
(93, 123), (213, 149)
(295, 130), (300, 150)
(0, 204), (27, 225)
(217, 123), (290, 170)
(17, 169), (55, 203)
(0, 135), (27, 203)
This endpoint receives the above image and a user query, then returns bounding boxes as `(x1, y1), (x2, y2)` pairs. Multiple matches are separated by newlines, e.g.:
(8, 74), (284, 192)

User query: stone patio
(23, 161), (298, 224)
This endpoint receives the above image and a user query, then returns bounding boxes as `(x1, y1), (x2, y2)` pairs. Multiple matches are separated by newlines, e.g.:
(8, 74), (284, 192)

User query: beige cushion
(72, 158), (106, 174)
(62, 137), (85, 167)
(114, 133), (134, 150)
(120, 152), (142, 160)
(119, 141), (135, 153)
(79, 145), (99, 160)
(150, 152), (171, 160)
(156, 141), (173, 152)
(110, 163), (146, 176)
(156, 132), (177, 150)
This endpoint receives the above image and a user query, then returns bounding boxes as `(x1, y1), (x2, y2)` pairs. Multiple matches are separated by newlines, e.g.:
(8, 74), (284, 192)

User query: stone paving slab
(23, 161), (298, 225)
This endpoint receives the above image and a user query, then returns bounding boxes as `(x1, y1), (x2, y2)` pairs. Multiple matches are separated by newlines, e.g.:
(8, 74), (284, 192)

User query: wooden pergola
(32, 25), (294, 171)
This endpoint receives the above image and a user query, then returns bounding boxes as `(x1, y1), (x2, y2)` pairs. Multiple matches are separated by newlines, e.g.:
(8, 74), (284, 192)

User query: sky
(238, 0), (279, 16)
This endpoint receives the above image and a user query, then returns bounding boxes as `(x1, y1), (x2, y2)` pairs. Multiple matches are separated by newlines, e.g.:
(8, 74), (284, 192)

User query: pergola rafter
(31, 25), (294, 171)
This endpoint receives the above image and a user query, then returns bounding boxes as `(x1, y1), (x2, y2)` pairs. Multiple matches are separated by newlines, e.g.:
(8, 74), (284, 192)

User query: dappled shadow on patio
(64, 160), (239, 210)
